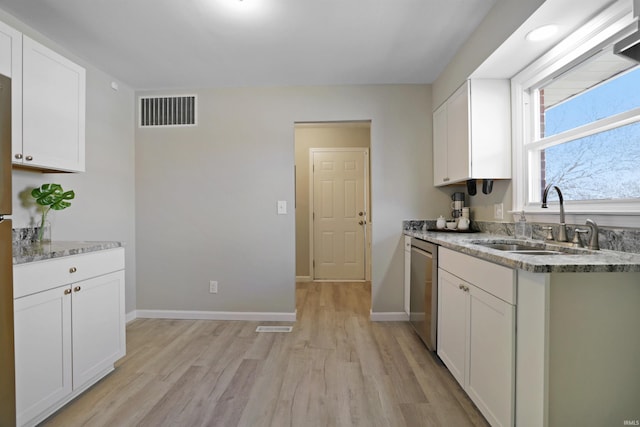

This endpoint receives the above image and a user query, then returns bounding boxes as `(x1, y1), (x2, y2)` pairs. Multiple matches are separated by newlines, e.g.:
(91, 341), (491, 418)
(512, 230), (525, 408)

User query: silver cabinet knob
(64, 289), (71, 295)
(74, 286), (81, 292)
(69, 267), (77, 273)
(14, 153), (22, 159)
(25, 155), (33, 161)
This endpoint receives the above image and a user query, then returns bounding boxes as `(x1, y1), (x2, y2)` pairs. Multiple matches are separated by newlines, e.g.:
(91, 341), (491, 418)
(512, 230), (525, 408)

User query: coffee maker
(451, 192), (465, 218)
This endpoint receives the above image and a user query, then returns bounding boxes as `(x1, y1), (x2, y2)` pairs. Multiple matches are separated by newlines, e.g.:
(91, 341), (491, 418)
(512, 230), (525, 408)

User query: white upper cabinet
(0, 21), (23, 163)
(433, 79), (511, 186)
(19, 36), (86, 172)
(1, 20), (86, 172)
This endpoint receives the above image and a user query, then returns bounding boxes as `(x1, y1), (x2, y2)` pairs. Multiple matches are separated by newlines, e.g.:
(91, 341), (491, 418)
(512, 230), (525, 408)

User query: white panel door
(466, 285), (515, 427)
(14, 285), (72, 426)
(433, 102), (448, 185)
(0, 20), (23, 163)
(313, 149), (367, 280)
(437, 268), (468, 388)
(446, 81), (470, 183)
(72, 271), (126, 388)
(22, 35), (85, 172)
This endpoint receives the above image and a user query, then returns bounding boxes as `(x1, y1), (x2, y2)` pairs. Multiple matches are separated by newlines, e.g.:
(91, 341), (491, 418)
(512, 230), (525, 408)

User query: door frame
(309, 147), (370, 281)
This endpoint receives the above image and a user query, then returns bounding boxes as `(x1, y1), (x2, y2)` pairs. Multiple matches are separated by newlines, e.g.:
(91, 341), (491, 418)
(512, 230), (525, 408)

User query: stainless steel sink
(470, 240), (596, 255)
(481, 243), (543, 251)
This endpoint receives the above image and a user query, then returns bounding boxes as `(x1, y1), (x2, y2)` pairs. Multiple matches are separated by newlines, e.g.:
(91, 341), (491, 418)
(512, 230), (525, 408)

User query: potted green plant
(31, 183), (75, 242)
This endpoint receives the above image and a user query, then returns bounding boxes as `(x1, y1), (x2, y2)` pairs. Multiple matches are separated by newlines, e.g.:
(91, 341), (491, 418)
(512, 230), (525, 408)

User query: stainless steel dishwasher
(410, 238), (438, 351)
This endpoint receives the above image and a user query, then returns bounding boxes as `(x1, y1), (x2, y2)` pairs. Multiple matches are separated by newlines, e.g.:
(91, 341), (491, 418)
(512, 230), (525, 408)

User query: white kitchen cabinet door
(437, 268), (467, 387)
(0, 20), (23, 162)
(14, 285), (72, 427)
(445, 81), (471, 184)
(21, 36), (85, 172)
(72, 270), (126, 388)
(432, 102), (448, 185)
(404, 236), (411, 316)
(466, 284), (515, 427)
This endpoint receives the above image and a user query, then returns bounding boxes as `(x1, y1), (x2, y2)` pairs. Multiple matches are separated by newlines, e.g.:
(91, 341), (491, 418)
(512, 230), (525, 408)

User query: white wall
(3, 10), (137, 313)
(432, 0), (546, 109)
(136, 85), (448, 315)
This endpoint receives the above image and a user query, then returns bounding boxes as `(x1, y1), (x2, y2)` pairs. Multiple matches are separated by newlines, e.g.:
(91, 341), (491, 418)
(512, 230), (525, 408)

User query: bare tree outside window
(537, 60), (640, 202)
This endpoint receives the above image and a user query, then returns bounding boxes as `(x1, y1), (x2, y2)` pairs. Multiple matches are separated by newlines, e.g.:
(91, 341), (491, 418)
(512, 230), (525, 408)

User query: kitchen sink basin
(481, 243), (543, 251)
(469, 240), (596, 255)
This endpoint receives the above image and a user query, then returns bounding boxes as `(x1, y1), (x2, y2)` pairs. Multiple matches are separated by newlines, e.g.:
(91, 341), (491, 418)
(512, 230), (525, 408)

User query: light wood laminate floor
(42, 282), (488, 427)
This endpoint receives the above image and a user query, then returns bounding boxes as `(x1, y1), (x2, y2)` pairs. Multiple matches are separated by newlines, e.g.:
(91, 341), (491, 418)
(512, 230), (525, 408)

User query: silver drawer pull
(69, 267), (77, 273)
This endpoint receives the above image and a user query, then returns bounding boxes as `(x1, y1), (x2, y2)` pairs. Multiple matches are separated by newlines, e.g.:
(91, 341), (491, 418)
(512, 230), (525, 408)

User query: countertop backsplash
(403, 220), (640, 255)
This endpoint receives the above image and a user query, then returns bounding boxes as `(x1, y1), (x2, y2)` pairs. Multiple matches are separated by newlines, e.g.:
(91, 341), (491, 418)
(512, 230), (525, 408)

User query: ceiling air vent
(139, 95), (197, 127)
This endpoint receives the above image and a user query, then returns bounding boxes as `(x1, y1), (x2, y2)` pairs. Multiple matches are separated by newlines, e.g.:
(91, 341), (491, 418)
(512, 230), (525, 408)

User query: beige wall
(294, 124), (371, 278)
(431, 0), (544, 221)
(136, 84), (447, 315)
(3, 10), (138, 313)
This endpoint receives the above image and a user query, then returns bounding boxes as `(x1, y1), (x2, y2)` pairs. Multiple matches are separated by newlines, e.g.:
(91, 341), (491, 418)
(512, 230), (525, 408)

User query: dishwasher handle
(411, 246), (433, 259)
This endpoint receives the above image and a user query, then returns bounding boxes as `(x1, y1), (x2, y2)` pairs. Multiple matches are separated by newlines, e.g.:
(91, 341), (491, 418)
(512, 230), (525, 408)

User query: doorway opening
(294, 121), (372, 283)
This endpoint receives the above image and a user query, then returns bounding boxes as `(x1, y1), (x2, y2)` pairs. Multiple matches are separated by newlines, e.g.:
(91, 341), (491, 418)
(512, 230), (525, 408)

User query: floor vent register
(255, 326), (293, 333)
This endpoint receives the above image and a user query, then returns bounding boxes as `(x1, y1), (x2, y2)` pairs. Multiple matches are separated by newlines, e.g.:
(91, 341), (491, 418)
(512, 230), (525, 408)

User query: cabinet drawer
(439, 247), (515, 304)
(14, 248), (124, 299)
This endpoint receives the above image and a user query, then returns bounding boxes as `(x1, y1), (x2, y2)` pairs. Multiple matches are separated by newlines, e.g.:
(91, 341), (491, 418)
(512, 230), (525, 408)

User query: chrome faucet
(585, 219), (600, 250)
(541, 183), (568, 242)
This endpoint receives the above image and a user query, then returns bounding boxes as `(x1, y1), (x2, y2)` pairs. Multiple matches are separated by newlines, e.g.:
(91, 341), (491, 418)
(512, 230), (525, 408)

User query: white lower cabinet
(14, 286), (72, 426)
(437, 269), (467, 385)
(404, 235), (411, 317)
(13, 249), (125, 427)
(438, 248), (515, 427)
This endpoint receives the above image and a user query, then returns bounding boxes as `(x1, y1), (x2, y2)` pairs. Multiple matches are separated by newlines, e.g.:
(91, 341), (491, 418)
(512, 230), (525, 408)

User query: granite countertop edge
(13, 241), (124, 265)
(404, 230), (640, 273)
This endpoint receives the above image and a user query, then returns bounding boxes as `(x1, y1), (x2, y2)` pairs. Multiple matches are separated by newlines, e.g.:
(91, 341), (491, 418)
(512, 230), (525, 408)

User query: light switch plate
(494, 203), (504, 220)
(277, 200), (287, 215)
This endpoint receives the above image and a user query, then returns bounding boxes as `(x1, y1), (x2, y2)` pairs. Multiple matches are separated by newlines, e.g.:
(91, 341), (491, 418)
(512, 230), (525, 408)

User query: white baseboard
(126, 310), (137, 323)
(135, 309), (297, 322)
(295, 276), (311, 282)
(370, 311), (409, 322)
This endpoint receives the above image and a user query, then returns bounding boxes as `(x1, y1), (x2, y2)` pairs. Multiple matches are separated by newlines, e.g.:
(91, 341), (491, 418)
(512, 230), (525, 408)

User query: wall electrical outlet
(209, 280), (218, 294)
(494, 203), (504, 220)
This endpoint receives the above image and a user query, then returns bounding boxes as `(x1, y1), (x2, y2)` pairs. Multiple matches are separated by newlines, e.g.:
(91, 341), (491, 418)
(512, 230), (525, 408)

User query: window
(532, 51), (640, 202)
(512, 1), (640, 226)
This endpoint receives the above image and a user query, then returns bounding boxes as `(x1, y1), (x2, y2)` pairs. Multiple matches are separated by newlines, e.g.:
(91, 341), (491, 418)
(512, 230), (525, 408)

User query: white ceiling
(0, 0), (497, 90)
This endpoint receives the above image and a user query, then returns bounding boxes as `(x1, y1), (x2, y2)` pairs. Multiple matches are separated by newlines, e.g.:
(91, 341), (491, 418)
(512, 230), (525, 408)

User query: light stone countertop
(13, 240), (123, 265)
(404, 229), (640, 273)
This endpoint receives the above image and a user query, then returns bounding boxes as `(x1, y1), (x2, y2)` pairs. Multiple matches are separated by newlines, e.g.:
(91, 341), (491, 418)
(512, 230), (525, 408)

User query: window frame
(511, 0), (640, 227)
